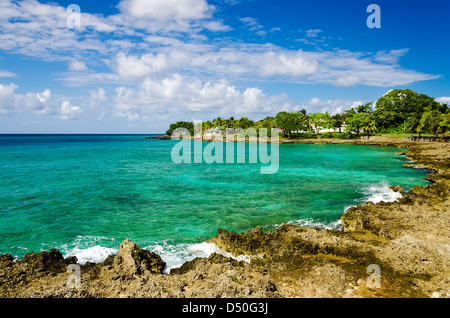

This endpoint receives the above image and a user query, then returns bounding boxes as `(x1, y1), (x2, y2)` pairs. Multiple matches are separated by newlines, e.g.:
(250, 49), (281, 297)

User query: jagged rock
(114, 238), (166, 276)
(0, 254), (14, 269)
(389, 185), (405, 194)
(20, 249), (77, 276)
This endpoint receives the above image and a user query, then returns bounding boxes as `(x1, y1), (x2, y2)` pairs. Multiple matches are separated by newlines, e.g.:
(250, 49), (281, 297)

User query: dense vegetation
(166, 89), (450, 139)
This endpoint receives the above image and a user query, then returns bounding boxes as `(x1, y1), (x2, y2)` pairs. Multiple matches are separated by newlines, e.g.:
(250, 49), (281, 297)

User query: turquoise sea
(0, 134), (432, 270)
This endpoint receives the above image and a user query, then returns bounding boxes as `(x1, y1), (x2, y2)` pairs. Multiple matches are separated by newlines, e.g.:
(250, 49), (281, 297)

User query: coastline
(0, 138), (449, 298)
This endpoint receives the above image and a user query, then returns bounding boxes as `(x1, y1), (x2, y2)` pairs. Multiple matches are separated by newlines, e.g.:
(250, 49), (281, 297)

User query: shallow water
(0, 135), (431, 269)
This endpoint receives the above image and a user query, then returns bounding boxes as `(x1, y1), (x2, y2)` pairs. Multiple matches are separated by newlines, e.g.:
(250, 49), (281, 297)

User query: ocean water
(0, 134), (432, 271)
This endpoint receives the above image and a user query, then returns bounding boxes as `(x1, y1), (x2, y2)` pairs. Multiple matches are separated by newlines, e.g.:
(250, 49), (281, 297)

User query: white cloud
(119, 0), (212, 21)
(302, 97), (364, 115)
(0, 83), (55, 115)
(308, 50), (439, 87)
(105, 44), (438, 88)
(68, 60), (88, 71)
(36, 89), (51, 103)
(0, 82), (88, 120)
(306, 29), (322, 37)
(374, 49), (409, 64)
(0, 0), (439, 89)
(335, 75), (362, 87)
(436, 97), (450, 105)
(90, 88), (107, 102)
(240, 17), (260, 28)
(0, 0), (118, 61)
(0, 70), (16, 77)
(111, 74), (295, 120)
(239, 16), (265, 36)
(113, 51), (189, 81)
(60, 101), (82, 120)
(258, 50), (319, 77)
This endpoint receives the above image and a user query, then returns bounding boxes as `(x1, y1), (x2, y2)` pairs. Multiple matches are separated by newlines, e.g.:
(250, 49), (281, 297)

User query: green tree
(438, 112), (450, 137)
(296, 109), (311, 134)
(275, 111), (301, 138)
(212, 117), (224, 128)
(203, 120), (212, 131)
(260, 116), (275, 129)
(419, 110), (442, 136)
(346, 113), (375, 137)
(331, 113), (344, 133)
(374, 89), (441, 133)
(236, 117), (254, 129)
(356, 102), (373, 114)
(166, 121), (194, 136)
(309, 112), (332, 134)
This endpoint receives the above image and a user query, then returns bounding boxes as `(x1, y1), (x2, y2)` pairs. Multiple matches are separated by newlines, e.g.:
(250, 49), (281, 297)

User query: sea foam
(275, 218), (343, 231)
(363, 180), (403, 204)
(65, 245), (118, 265)
(60, 236), (252, 273)
(60, 235), (118, 265)
(144, 240), (252, 274)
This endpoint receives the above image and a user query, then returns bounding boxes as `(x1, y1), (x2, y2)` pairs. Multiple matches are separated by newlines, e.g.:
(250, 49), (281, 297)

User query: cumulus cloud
(90, 87), (107, 102)
(119, 0), (212, 21)
(0, 83), (55, 115)
(111, 74), (295, 121)
(0, 82), (87, 120)
(116, 0), (227, 33)
(113, 51), (189, 81)
(60, 101), (82, 120)
(436, 97), (450, 105)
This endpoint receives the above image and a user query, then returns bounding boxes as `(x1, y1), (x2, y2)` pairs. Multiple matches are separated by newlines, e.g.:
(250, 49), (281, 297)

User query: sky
(0, 0), (449, 133)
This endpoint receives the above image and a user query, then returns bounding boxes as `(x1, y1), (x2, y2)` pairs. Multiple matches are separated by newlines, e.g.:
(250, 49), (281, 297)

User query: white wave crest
(144, 240), (252, 274)
(363, 180), (402, 204)
(275, 218), (342, 231)
(65, 245), (118, 265)
(60, 235), (118, 265)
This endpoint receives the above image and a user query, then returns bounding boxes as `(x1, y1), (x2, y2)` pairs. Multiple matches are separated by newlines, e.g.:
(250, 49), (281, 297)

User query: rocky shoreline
(1, 138), (449, 298)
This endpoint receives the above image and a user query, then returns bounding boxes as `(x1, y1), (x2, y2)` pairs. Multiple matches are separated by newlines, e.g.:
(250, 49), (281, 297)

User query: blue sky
(0, 0), (449, 133)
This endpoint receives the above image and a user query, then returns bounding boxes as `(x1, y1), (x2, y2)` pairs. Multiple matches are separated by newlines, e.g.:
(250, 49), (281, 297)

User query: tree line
(165, 89), (450, 139)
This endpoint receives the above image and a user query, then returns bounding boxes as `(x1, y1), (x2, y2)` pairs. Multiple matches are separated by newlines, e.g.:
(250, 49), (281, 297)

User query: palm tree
(236, 117), (254, 129)
(228, 117), (236, 129)
(438, 113), (450, 138)
(212, 117), (223, 128)
(362, 118), (378, 136)
(203, 120), (212, 131)
(420, 110), (442, 136)
(331, 113), (344, 133)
